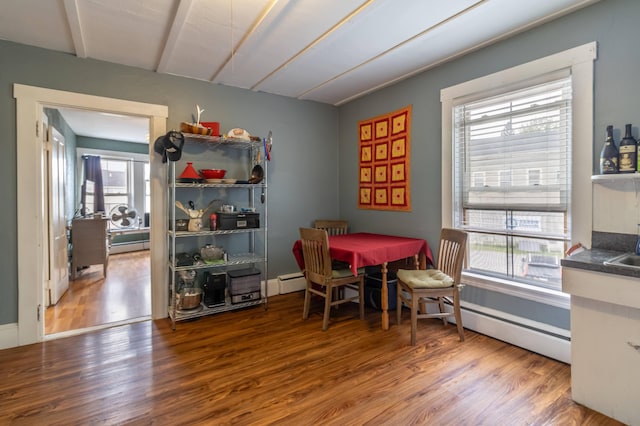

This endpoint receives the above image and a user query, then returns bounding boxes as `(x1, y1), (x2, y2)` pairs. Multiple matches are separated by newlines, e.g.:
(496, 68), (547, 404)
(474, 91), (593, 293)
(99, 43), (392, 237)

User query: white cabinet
(563, 267), (640, 425)
(167, 133), (268, 329)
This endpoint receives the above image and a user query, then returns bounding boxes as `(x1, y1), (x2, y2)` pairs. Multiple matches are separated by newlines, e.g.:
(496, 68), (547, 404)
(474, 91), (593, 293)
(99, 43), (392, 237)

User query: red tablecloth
(293, 232), (433, 276)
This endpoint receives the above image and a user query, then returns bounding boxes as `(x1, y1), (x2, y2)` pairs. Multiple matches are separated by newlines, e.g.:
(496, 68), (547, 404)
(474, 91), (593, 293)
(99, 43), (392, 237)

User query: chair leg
(302, 282), (311, 320)
(358, 278), (365, 320)
(453, 290), (465, 341)
(410, 292), (418, 346)
(439, 297), (447, 325)
(396, 283), (403, 325)
(322, 284), (332, 331)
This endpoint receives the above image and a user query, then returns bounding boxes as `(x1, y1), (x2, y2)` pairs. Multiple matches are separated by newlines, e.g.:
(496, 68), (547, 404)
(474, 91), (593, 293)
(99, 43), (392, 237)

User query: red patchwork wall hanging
(358, 105), (412, 211)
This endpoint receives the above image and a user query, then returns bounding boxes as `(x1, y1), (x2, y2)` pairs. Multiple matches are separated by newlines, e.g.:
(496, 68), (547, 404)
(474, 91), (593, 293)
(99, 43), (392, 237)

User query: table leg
(381, 261), (389, 330)
(415, 254), (422, 269)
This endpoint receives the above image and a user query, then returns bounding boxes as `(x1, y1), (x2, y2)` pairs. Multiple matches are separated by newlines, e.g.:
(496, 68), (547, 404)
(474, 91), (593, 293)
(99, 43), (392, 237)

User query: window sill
(461, 271), (570, 309)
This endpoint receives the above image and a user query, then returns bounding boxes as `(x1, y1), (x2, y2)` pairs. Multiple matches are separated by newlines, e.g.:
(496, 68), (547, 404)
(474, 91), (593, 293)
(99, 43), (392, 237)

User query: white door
(46, 122), (69, 306)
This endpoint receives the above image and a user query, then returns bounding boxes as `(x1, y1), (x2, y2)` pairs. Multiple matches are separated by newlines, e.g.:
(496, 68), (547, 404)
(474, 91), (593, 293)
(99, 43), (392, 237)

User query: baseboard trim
(458, 302), (571, 363)
(0, 322), (19, 350)
(266, 278), (280, 297)
(109, 242), (150, 254)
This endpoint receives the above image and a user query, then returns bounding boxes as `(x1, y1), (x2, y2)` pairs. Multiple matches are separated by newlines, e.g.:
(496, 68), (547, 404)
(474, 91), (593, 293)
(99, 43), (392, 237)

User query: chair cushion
(332, 267), (365, 278)
(397, 269), (454, 289)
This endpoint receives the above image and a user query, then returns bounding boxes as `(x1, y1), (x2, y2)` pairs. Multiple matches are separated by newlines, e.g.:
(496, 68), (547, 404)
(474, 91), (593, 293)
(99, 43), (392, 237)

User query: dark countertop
(561, 248), (640, 279)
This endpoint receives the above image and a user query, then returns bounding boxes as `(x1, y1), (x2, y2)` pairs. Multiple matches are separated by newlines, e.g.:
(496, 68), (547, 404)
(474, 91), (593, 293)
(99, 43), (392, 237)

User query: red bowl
(200, 169), (226, 179)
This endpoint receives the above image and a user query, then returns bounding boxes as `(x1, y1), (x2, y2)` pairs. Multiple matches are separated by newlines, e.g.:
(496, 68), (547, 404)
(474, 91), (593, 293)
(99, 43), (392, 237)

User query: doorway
(14, 83), (168, 346)
(43, 106), (152, 337)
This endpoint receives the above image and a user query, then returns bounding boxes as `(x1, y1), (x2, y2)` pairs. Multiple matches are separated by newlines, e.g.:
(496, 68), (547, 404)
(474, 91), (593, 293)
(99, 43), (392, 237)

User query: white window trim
(441, 42), (596, 306)
(76, 148), (148, 219)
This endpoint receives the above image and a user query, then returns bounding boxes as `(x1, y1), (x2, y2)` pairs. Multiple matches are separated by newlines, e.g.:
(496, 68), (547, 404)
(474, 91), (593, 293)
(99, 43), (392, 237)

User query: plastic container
(365, 272), (398, 311)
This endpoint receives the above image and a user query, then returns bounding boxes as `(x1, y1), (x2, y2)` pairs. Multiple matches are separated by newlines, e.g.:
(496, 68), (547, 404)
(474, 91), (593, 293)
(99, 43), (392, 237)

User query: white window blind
(452, 77), (572, 290)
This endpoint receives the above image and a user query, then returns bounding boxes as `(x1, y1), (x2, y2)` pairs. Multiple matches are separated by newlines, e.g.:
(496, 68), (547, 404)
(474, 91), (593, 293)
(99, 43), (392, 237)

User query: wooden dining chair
(313, 219), (349, 236)
(396, 228), (468, 345)
(299, 227), (365, 331)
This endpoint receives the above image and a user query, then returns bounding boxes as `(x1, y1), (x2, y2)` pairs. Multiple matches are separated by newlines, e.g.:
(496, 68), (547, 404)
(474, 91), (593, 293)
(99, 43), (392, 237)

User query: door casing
(14, 84), (168, 346)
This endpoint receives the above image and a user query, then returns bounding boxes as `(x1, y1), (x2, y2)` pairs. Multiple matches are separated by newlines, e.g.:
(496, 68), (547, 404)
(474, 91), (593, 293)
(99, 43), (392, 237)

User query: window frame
(441, 42), (597, 308)
(76, 147), (149, 229)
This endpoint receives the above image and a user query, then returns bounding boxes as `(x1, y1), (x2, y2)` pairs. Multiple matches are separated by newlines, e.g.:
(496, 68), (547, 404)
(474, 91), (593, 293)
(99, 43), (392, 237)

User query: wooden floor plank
(0, 292), (623, 425)
(45, 250), (151, 335)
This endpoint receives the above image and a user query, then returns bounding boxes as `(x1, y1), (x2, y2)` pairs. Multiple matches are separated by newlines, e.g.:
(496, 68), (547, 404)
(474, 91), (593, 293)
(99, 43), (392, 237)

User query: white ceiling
(2, 0), (599, 141)
(53, 107), (150, 143)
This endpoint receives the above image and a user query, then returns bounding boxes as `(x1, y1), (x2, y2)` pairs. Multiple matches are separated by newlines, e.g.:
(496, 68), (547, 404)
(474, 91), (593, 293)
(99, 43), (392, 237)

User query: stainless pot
(178, 287), (202, 310)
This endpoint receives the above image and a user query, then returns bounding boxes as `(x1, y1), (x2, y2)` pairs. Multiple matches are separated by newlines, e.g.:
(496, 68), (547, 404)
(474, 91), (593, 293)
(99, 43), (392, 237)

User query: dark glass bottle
(618, 123), (637, 173)
(599, 125), (618, 174)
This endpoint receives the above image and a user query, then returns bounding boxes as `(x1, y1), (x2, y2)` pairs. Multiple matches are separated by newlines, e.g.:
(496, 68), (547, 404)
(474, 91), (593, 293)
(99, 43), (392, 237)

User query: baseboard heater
(109, 241), (150, 254)
(277, 272), (306, 294)
(425, 300), (571, 364)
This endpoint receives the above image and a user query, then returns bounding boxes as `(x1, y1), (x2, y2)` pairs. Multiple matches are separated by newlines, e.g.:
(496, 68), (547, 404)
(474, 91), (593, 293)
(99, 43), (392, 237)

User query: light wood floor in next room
(45, 250), (151, 335)
(4, 291), (622, 425)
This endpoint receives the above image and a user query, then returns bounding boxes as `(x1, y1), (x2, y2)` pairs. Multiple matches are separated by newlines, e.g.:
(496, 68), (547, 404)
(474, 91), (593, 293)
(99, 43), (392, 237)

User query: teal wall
(338, 0), (640, 330)
(0, 40), (337, 325)
(1, 0), (636, 331)
(76, 136), (149, 155)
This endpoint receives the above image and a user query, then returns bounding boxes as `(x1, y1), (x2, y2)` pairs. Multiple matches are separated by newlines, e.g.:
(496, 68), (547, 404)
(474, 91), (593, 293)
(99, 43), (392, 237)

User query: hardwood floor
(45, 250), (151, 335)
(1, 292), (622, 425)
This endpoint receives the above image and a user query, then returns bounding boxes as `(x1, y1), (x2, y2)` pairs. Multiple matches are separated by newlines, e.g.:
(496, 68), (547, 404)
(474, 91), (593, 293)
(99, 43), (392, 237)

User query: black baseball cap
(153, 131), (185, 163)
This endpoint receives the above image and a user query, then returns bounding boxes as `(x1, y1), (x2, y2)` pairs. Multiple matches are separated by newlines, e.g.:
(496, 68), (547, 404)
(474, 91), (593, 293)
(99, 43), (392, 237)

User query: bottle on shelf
(618, 123), (637, 173)
(599, 125), (619, 174)
(209, 213), (217, 231)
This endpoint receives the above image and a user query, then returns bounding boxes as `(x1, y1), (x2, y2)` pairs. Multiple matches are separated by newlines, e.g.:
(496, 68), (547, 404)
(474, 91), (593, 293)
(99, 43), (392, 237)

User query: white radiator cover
(277, 272), (306, 294)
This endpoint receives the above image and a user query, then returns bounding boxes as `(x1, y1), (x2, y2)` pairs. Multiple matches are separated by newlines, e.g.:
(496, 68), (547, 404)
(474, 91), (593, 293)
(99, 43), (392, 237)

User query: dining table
(292, 232), (434, 330)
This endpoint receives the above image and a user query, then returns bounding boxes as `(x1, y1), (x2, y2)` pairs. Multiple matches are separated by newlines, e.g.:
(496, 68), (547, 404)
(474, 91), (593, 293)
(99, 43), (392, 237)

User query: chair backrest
(299, 227), (333, 284)
(314, 219), (348, 236)
(436, 228), (468, 285)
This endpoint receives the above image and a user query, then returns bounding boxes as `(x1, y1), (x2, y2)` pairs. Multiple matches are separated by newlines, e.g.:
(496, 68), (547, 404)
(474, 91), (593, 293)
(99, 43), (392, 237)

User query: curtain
(81, 155), (105, 216)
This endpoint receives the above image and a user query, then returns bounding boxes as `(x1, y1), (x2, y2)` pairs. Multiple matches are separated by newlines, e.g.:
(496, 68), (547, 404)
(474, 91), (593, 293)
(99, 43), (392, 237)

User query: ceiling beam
(301, 0), (487, 105)
(63, 0), (87, 58)
(156, 0), (196, 74)
(250, 0), (375, 93)
(209, 0), (284, 82)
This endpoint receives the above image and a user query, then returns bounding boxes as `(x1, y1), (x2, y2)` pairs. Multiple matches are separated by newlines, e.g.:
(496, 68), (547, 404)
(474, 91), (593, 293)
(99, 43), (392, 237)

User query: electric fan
(110, 204), (138, 228)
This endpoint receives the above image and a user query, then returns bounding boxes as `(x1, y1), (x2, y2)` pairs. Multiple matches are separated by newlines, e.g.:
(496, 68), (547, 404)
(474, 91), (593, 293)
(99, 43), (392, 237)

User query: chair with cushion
(299, 227), (365, 331)
(313, 219), (349, 236)
(396, 228), (468, 345)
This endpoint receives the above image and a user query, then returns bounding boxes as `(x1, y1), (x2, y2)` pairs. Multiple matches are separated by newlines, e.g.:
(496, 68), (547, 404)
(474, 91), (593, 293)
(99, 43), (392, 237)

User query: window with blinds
(452, 77), (572, 290)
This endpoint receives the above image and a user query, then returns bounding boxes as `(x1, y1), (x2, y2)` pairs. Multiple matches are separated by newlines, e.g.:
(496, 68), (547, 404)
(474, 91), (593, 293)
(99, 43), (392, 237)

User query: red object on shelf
(200, 122), (220, 136)
(178, 162), (201, 180)
(200, 169), (226, 179)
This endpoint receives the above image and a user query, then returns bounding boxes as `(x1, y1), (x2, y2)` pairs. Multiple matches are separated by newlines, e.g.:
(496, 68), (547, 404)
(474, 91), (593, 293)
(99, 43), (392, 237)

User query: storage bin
(227, 268), (261, 303)
(365, 271), (398, 311)
(218, 212), (260, 230)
